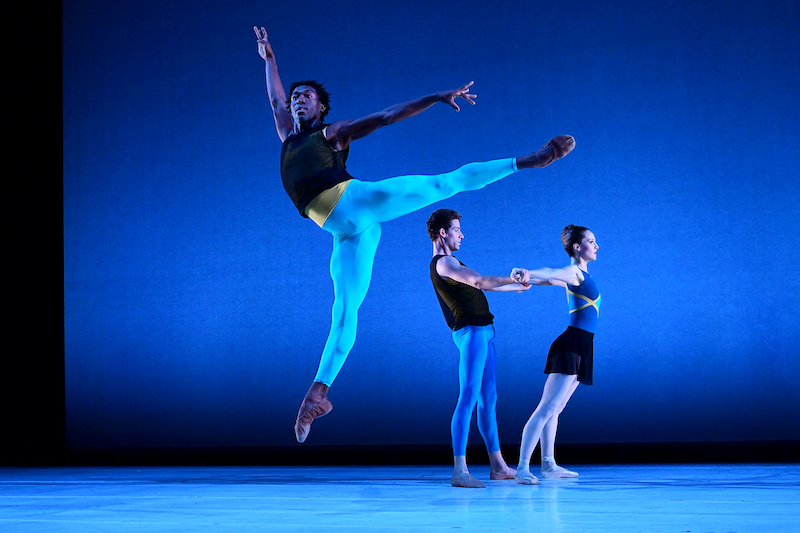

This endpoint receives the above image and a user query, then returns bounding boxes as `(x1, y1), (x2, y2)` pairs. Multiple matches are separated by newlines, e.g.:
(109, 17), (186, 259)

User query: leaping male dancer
(254, 26), (576, 443)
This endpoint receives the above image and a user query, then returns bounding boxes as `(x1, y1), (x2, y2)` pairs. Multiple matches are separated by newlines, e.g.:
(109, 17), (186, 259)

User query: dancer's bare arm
(511, 266), (582, 287)
(325, 82), (477, 150)
(437, 256), (530, 292)
(254, 26), (292, 141)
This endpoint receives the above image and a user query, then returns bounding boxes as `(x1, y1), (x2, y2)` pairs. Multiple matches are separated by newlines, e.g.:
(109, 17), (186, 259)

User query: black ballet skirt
(544, 326), (594, 385)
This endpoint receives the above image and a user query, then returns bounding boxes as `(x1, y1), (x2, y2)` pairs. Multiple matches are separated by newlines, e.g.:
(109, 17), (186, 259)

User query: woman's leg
(515, 373), (578, 484)
(540, 380), (580, 477)
(294, 223), (382, 443)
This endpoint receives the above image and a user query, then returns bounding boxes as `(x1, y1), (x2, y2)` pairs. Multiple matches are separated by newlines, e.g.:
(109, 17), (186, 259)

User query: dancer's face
(290, 85), (325, 125)
(574, 231), (599, 262)
(441, 219), (464, 252)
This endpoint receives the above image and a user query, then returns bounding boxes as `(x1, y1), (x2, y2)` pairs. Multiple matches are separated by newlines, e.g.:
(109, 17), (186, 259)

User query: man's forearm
(264, 58), (287, 111)
(474, 275), (518, 291)
(488, 282), (530, 292)
(380, 93), (441, 126)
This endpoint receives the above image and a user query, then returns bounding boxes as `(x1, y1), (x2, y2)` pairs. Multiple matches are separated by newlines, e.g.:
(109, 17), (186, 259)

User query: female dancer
(511, 225), (600, 483)
(254, 26), (576, 443)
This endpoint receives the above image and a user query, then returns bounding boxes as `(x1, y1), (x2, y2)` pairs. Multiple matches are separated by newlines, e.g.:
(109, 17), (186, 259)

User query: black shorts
(544, 326), (594, 385)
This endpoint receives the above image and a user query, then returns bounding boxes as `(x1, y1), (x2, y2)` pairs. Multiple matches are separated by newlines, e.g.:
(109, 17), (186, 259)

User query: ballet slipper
(532, 135), (576, 168)
(294, 382), (333, 443)
(514, 470), (539, 485)
(541, 464), (579, 478)
(451, 472), (486, 488)
(489, 467), (517, 480)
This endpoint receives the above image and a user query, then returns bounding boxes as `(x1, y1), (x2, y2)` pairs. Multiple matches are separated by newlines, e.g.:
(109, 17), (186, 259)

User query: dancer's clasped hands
(511, 268), (530, 284)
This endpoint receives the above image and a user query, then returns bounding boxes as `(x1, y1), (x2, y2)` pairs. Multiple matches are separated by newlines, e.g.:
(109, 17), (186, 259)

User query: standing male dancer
(428, 209), (533, 488)
(254, 26), (575, 443)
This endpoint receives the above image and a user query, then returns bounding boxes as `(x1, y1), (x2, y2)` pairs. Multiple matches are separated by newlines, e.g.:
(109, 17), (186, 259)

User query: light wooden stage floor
(1, 464), (797, 532)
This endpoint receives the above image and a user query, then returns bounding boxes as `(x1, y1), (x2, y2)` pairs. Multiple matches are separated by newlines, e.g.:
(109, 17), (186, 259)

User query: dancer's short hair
(427, 209), (462, 241)
(561, 225), (590, 257)
(286, 80), (331, 121)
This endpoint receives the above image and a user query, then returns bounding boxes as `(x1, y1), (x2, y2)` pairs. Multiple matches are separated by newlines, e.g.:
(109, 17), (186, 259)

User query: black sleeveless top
(280, 124), (354, 217)
(430, 255), (494, 331)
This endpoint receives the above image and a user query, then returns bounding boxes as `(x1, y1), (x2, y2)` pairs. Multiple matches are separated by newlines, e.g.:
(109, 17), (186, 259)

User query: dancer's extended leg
(515, 373), (577, 484)
(339, 159), (518, 230)
(329, 133), (574, 231)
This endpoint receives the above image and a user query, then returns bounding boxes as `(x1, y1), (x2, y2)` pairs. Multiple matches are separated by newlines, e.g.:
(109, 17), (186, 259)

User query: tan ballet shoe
(532, 134), (576, 167)
(294, 382), (333, 443)
(489, 468), (517, 480)
(451, 472), (486, 488)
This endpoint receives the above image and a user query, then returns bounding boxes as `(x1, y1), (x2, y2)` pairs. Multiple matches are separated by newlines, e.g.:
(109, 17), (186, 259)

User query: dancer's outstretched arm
(325, 82), (477, 151)
(254, 27), (293, 141)
(511, 266), (582, 288)
(438, 256), (530, 292)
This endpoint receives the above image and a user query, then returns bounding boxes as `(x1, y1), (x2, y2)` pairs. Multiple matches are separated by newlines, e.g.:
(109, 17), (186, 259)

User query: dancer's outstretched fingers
(440, 81), (476, 111)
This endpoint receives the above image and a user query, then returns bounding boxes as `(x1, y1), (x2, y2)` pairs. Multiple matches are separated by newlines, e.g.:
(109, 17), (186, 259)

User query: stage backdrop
(63, 0), (800, 449)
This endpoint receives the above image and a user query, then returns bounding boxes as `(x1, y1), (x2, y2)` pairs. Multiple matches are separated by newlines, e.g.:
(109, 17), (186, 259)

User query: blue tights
(451, 325), (501, 456)
(313, 158), (518, 385)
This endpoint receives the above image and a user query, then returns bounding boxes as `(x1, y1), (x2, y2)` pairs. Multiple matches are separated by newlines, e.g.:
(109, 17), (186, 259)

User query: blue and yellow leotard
(566, 269), (601, 333)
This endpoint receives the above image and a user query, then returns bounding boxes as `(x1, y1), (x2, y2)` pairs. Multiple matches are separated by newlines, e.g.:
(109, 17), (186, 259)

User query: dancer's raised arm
(254, 26), (292, 141)
(325, 82), (477, 151)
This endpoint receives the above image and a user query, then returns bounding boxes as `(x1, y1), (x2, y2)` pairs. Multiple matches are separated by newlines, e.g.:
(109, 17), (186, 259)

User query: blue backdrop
(63, 0), (800, 449)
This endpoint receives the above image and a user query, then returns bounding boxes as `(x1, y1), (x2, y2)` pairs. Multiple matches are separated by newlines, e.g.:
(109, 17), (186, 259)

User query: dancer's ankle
(488, 451), (509, 472)
(304, 381), (329, 402)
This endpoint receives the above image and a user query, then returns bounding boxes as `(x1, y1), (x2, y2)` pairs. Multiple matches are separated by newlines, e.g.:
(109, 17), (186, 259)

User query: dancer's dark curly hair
(427, 209), (462, 241)
(286, 80), (331, 121)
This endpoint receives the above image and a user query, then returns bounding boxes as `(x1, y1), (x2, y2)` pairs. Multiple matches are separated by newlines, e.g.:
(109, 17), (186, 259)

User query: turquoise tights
(451, 324), (501, 456)
(314, 158), (518, 386)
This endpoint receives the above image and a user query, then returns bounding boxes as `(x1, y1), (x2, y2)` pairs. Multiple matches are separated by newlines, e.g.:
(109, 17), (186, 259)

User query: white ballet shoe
(541, 464), (579, 478)
(514, 470), (539, 485)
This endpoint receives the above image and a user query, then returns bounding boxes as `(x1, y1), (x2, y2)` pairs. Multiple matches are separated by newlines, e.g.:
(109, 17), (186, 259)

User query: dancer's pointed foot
(514, 469), (539, 485)
(541, 463), (579, 478)
(518, 135), (575, 169)
(489, 466), (518, 480)
(294, 382), (333, 443)
(451, 472), (486, 488)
